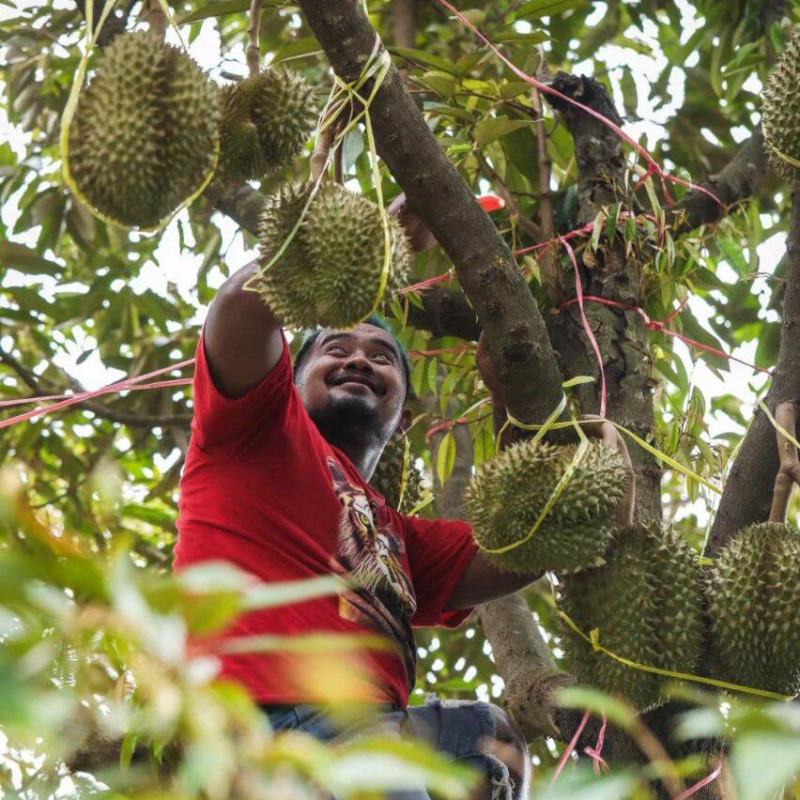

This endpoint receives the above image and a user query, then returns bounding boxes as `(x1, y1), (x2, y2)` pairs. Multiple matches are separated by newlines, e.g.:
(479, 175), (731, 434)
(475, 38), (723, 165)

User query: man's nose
(343, 350), (372, 370)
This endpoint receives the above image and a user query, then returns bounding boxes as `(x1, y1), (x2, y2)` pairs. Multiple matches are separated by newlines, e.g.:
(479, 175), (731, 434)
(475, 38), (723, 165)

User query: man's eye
(327, 345), (347, 356)
(372, 352), (391, 364)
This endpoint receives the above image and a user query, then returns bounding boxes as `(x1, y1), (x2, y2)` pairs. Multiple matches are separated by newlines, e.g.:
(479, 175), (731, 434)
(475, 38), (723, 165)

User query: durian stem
(769, 402), (800, 522)
(246, 0), (261, 78)
(310, 123), (336, 183)
(147, 0), (167, 40)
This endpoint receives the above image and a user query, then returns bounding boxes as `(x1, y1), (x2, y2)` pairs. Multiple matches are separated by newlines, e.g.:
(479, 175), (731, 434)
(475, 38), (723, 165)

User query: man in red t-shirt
(174, 205), (545, 799)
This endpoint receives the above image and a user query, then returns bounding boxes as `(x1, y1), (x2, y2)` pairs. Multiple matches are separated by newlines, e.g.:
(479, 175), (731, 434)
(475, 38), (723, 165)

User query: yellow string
(546, 592), (792, 703)
(500, 413), (722, 496)
(59, 0), (219, 233)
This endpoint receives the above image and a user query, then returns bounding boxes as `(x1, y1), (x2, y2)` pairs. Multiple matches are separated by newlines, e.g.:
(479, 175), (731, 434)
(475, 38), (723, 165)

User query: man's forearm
(443, 550), (543, 611)
(203, 260), (284, 399)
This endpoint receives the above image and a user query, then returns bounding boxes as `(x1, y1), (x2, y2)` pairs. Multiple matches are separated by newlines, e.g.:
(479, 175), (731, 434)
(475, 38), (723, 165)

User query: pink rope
(430, 0), (724, 210)
(0, 377), (191, 410)
(551, 710), (590, 784)
(560, 295), (772, 375)
(561, 236), (607, 417)
(673, 765), (722, 800)
(0, 358), (195, 430)
(583, 715), (609, 774)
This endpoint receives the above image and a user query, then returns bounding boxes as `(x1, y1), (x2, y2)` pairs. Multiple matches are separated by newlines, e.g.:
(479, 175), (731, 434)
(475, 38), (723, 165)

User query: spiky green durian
(559, 524), (705, 710)
(67, 32), (219, 229)
(254, 182), (412, 328)
(371, 431), (426, 514)
(708, 521), (800, 696)
(464, 440), (628, 574)
(762, 30), (800, 182)
(216, 68), (318, 185)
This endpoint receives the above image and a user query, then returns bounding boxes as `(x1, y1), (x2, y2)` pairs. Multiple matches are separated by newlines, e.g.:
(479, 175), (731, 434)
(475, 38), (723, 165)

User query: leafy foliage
(2, 0), (800, 796)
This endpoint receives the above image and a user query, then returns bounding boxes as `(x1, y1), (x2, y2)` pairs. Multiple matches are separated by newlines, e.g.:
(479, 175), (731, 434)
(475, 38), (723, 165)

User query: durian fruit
(762, 30), (800, 182)
(559, 524), (705, 710)
(254, 182), (412, 328)
(67, 32), (219, 229)
(708, 522), (800, 696)
(216, 68), (318, 185)
(464, 440), (628, 575)
(371, 431), (426, 514)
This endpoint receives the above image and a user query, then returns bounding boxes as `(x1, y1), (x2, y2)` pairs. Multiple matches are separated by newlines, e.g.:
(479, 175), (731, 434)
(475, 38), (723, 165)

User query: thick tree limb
(295, 0), (565, 427)
(670, 128), (768, 235)
(707, 191), (800, 554)
(542, 74), (663, 522)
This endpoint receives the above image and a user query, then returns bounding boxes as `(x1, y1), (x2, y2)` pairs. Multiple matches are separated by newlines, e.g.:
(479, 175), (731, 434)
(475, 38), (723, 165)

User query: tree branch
(669, 128), (768, 235)
(295, 0), (565, 427)
(707, 190), (800, 554)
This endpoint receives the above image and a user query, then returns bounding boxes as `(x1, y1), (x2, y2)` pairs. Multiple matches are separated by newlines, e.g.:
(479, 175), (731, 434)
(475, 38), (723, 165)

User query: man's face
(296, 323), (406, 446)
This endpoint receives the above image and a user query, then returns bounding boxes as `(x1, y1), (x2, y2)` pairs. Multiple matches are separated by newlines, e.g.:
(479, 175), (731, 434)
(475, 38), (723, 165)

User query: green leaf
(731, 733), (800, 800)
(515, 0), (584, 21)
(0, 241), (63, 275)
(473, 117), (531, 147)
(390, 47), (458, 75)
(177, 0), (249, 23)
(605, 202), (620, 243)
(436, 431), (457, 487)
(718, 236), (749, 276)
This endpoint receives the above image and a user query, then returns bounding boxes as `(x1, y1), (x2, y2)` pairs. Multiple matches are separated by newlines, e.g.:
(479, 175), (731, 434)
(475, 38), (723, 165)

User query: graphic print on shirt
(327, 458), (418, 691)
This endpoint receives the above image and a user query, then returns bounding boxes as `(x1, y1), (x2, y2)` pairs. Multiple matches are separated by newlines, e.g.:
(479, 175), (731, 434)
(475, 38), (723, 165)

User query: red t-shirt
(174, 333), (477, 708)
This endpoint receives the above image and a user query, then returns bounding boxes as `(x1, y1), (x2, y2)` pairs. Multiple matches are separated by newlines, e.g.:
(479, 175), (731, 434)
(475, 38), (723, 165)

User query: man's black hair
(293, 315), (412, 398)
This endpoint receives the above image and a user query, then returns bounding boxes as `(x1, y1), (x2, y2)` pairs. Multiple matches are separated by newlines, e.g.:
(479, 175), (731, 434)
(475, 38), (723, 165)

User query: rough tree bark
(707, 191), (800, 554)
(294, 0), (566, 430)
(542, 73), (662, 522)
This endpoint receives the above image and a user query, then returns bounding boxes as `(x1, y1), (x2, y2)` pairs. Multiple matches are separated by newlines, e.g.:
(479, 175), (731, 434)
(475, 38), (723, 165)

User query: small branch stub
(769, 402), (800, 523)
(247, 0), (262, 77)
(147, 0), (167, 41)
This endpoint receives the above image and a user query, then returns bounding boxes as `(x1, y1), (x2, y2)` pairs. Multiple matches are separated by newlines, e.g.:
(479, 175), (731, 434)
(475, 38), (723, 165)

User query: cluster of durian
(763, 29), (800, 182)
(215, 68), (318, 185)
(708, 522), (800, 696)
(68, 32), (219, 229)
(464, 439), (628, 575)
(559, 523), (705, 710)
(371, 430), (426, 515)
(253, 182), (412, 328)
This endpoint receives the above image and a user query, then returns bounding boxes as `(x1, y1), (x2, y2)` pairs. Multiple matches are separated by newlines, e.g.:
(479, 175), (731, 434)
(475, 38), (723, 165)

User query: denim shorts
(263, 696), (518, 800)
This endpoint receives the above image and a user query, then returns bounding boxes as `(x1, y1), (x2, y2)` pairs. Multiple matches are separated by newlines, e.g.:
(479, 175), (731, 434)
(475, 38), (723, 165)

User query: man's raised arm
(203, 261), (284, 399)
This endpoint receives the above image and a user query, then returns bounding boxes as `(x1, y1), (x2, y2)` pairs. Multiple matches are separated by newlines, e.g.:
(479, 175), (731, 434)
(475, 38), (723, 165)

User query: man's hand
(388, 192), (437, 253)
(476, 332), (505, 409)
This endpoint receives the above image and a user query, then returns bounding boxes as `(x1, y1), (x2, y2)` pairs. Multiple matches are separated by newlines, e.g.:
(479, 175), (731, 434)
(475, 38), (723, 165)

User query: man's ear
(396, 408), (412, 435)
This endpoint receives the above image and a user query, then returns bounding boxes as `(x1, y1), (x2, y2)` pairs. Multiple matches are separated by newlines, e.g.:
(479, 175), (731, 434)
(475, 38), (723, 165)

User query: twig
(247, 0), (261, 77)
(769, 402), (800, 522)
(147, 0), (166, 40)
(531, 69), (561, 294)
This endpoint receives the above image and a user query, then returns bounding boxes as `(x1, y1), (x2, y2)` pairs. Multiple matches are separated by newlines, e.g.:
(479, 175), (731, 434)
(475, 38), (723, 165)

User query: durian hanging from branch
(464, 418), (633, 575)
(248, 45), (411, 329)
(763, 28), (800, 182)
(63, 1), (220, 230)
(708, 402), (800, 696)
(213, 0), (319, 186)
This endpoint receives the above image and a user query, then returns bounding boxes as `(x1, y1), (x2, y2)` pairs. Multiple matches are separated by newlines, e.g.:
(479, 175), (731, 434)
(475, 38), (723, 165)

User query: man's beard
(308, 394), (387, 452)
